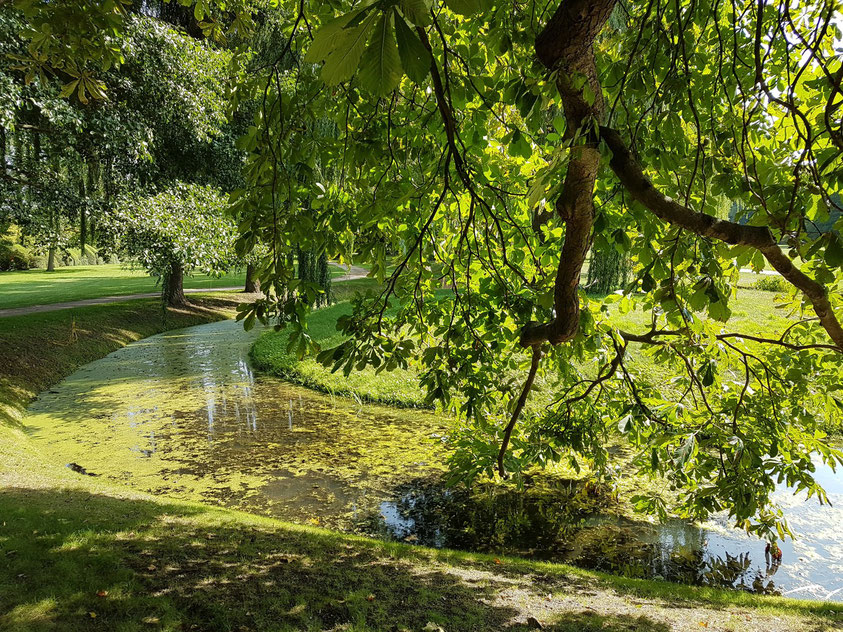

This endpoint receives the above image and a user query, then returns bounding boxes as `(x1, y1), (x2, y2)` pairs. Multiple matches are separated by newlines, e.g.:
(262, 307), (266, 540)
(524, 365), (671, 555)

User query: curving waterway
(23, 320), (843, 601)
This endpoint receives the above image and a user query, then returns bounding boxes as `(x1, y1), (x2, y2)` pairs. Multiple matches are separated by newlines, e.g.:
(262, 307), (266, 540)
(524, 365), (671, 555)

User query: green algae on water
(23, 320), (448, 530)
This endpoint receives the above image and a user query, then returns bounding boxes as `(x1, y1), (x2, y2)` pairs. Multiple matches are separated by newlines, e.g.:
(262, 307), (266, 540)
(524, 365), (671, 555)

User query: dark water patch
(352, 478), (785, 596)
(352, 474), (843, 600)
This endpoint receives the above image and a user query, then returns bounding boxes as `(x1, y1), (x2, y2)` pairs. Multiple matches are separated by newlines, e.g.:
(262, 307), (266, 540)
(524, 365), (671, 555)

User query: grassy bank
(251, 278), (427, 408)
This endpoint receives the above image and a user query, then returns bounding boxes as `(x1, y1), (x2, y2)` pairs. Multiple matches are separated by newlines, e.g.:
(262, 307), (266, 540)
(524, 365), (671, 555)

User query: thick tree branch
(520, 0), (618, 349)
(600, 126), (843, 352)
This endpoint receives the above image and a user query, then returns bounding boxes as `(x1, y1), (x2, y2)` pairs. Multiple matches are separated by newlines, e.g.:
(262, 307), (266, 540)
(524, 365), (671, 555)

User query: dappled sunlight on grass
(1, 484), (839, 632)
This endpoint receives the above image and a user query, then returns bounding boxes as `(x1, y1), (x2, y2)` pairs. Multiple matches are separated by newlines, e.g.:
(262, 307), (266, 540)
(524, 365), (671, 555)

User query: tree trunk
(0, 125), (6, 177)
(79, 164), (87, 253)
(165, 261), (188, 307)
(587, 247), (629, 295)
(244, 263), (261, 293)
(46, 246), (56, 272)
(316, 252), (332, 306)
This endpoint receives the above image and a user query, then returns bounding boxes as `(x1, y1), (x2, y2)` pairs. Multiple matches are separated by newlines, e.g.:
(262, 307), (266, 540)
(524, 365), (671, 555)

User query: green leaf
(700, 362), (715, 387)
(674, 434), (697, 467)
(394, 12), (430, 84)
(60, 79), (79, 98)
(304, 10), (360, 64)
(824, 234), (843, 268)
(398, 0), (431, 26)
(357, 13), (402, 95)
(317, 12), (378, 85)
(507, 130), (531, 159)
(443, 0), (483, 16)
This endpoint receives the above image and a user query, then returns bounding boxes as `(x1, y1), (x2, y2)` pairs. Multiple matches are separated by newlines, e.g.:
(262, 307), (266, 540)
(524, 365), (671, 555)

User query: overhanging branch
(600, 126), (843, 352)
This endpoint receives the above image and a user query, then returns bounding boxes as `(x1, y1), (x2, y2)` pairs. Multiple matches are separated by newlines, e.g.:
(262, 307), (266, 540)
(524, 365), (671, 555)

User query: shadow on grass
(3, 487), (841, 631)
(0, 487), (680, 631)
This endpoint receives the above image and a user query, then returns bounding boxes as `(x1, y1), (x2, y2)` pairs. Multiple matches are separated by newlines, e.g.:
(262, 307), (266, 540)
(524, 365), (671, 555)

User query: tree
(11, 0), (843, 538)
(241, 0), (843, 538)
(109, 183), (236, 306)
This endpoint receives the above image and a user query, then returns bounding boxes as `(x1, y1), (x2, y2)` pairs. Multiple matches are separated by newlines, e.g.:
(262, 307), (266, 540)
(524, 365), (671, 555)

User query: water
(22, 320), (843, 601)
(25, 320), (449, 529)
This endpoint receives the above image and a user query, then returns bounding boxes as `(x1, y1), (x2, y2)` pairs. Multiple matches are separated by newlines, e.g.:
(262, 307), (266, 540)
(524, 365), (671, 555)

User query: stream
(23, 319), (843, 601)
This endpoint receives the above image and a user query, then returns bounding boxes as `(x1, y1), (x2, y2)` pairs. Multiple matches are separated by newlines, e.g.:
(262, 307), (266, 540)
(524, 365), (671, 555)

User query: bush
(753, 275), (790, 293)
(60, 245), (100, 266)
(0, 242), (35, 271)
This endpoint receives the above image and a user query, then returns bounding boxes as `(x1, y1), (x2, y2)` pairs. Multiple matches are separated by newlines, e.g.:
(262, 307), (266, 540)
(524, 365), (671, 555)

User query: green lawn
(251, 284), (797, 411)
(0, 265), (248, 310)
(0, 263), (356, 310)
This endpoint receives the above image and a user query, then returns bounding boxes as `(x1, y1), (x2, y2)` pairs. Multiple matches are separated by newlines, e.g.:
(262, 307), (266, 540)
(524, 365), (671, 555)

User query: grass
(2, 282), (842, 630)
(2, 460), (842, 631)
(252, 279), (425, 408)
(0, 263), (354, 310)
(251, 284), (797, 411)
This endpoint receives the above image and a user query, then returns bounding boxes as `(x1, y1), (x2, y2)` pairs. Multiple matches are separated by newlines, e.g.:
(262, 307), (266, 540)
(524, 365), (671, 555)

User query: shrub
(60, 245), (100, 266)
(753, 275), (790, 293)
(0, 242), (35, 271)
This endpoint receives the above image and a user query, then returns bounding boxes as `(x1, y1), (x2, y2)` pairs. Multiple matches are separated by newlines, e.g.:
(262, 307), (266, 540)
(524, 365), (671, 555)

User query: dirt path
(0, 265), (369, 319)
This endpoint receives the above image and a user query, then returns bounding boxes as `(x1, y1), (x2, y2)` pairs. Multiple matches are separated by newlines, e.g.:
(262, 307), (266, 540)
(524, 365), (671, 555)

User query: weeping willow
(586, 247), (630, 296)
(297, 246), (332, 307)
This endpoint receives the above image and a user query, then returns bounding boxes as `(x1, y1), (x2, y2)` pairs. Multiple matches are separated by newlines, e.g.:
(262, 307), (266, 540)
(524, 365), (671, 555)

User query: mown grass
(0, 263), (353, 310)
(0, 265), (251, 309)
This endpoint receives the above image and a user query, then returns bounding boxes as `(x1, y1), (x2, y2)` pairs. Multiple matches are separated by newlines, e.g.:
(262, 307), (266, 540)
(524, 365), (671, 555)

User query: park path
(0, 265), (369, 319)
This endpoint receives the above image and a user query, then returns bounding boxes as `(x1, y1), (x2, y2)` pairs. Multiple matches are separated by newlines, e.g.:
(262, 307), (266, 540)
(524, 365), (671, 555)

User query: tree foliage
(9, 0), (843, 538)
(109, 182), (236, 294)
